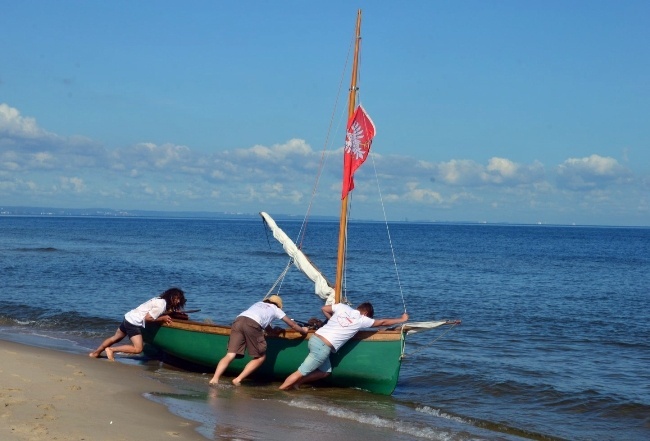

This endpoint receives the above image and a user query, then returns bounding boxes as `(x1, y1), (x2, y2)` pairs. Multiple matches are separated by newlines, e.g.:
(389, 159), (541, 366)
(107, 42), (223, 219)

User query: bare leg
(294, 370), (330, 389)
(89, 328), (126, 358)
(232, 355), (266, 385)
(280, 369), (329, 390)
(279, 370), (304, 390)
(102, 334), (144, 361)
(209, 352), (237, 385)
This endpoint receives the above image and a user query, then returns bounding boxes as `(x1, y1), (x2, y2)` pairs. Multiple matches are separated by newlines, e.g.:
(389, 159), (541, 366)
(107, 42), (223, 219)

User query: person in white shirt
(279, 302), (408, 390)
(209, 295), (308, 386)
(89, 287), (186, 360)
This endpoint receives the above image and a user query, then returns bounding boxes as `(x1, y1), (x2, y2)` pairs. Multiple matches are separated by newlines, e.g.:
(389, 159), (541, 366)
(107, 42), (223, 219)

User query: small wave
(416, 406), (468, 424)
(0, 316), (36, 326)
(286, 398), (455, 440)
(14, 247), (59, 252)
(545, 390), (650, 422)
(1, 303), (118, 338)
(416, 405), (568, 441)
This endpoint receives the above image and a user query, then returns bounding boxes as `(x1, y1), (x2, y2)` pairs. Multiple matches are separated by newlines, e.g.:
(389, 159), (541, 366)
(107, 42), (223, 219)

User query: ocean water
(1, 215), (649, 441)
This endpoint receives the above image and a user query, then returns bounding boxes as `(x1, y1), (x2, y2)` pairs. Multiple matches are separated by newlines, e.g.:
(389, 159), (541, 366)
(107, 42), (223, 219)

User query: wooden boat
(143, 319), (420, 395)
(143, 9), (459, 395)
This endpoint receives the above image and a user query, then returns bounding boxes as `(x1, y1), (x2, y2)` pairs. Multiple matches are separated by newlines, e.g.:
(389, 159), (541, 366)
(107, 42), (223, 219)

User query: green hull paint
(142, 321), (404, 395)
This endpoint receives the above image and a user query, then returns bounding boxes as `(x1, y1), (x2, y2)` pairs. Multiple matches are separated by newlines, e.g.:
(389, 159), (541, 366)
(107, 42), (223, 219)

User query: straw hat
(266, 295), (283, 309)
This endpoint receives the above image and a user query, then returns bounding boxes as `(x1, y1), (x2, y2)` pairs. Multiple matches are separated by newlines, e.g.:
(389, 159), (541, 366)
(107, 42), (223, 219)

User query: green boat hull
(142, 320), (405, 395)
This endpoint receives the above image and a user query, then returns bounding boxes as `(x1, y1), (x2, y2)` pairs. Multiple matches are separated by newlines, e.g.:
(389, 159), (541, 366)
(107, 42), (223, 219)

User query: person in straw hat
(209, 295), (308, 386)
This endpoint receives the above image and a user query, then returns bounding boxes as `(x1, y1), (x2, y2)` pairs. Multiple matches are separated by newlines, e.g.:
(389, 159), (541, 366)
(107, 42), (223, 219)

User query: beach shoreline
(0, 338), (206, 441)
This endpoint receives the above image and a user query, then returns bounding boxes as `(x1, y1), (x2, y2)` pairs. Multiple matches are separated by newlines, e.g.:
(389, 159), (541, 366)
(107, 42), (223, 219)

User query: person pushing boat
(209, 295), (308, 386)
(279, 302), (408, 390)
(89, 287), (186, 360)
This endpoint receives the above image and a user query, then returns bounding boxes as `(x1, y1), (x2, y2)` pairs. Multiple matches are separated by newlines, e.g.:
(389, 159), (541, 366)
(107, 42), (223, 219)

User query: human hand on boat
(401, 313), (409, 322)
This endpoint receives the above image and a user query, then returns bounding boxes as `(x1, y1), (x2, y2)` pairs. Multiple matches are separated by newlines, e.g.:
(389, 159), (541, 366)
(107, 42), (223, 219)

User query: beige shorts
(228, 316), (267, 358)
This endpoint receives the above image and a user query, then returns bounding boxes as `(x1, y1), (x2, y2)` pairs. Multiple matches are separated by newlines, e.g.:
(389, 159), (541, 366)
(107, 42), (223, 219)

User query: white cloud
(112, 142), (194, 171)
(59, 176), (85, 192)
(436, 159), (484, 185)
(403, 182), (443, 203)
(0, 104), (107, 170)
(0, 103), (48, 139)
(555, 154), (632, 190)
(1, 103), (648, 225)
(408, 157), (545, 187)
(483, 157), (545, 185)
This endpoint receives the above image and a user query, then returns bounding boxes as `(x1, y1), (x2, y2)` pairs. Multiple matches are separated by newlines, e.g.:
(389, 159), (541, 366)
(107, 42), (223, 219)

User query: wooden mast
(334, 9), (362, 304)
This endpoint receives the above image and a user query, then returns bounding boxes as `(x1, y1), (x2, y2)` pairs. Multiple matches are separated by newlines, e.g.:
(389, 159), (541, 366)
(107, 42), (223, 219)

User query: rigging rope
(368, 152), (408, 314)
(296, 27), (356, 250)
(264, 260), (293, 299)
(267, 27), (356, 297)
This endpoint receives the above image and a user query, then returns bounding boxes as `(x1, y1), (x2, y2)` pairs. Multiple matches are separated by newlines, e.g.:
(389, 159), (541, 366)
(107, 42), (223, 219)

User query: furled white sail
(260, 212), (336, 305)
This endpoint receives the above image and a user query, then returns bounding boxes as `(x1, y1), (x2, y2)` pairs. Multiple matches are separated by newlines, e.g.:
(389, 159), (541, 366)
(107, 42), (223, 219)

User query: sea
(1, 215), (648, 441)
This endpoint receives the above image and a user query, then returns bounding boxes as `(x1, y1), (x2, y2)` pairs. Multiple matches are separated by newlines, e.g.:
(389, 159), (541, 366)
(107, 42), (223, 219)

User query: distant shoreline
(1, 206), (648, 228)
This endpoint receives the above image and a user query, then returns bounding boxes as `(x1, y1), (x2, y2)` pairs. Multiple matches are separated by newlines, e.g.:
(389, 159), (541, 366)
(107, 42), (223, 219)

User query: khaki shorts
(228, 316), (267, 358)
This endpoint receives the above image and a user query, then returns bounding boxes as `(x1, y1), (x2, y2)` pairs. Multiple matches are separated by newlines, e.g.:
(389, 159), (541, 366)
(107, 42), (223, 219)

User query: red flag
(341, 105), (376, 199)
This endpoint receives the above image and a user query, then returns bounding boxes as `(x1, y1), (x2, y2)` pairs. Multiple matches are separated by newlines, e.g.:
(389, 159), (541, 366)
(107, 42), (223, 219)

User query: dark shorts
(119, 319), (142, 338)
(228, 316), (266, 358)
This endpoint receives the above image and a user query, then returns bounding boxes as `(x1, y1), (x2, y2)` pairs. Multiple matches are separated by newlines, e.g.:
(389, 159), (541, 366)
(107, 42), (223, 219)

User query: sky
(1, 1), (649, 226)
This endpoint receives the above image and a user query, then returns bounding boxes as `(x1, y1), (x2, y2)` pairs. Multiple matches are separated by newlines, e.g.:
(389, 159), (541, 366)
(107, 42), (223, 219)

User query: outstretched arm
(145, 312), (172, 325)
(281, 316), (308, 335)
(371, 313), (409, 327)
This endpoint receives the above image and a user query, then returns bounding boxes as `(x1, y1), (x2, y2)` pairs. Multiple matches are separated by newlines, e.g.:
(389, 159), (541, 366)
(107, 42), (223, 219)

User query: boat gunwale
(161, 320), (405, 342)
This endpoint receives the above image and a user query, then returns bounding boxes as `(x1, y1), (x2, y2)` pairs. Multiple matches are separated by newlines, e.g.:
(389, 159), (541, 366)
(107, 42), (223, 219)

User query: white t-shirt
(238, 301), (286, 329)
(315, 303), (375, 351)
(124, 297), (167, 328)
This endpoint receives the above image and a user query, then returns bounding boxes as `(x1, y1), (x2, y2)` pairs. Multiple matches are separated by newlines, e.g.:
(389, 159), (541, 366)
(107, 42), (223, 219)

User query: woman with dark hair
(89, 287), (186, 361)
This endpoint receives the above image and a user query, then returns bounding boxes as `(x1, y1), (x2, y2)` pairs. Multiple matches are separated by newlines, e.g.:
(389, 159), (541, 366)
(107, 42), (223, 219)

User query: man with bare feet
(209, 295), (307, 386)
(89, 287), (186, 360)
(279, 302), (408, 390)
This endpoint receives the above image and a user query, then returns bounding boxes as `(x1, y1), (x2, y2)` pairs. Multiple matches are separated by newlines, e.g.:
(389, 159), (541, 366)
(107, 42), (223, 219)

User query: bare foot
(88, 351), (101, 358)
(105, 347), (115, 361)
(208, 379), (218, 386)
(231, 379), (241, 386)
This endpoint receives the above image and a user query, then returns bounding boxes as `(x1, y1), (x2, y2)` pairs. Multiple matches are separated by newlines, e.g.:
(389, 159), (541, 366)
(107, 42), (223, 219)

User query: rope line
(296, 25), (356, 250)
(264, 29), (356, 298)
(368, 152), (407, 314)
(264, 260), (293, 299)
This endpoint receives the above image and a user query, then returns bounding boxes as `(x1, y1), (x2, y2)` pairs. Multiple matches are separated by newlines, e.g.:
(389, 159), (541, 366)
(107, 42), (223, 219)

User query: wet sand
(0, 337), (433, 441)
(0, 339), (205, 441)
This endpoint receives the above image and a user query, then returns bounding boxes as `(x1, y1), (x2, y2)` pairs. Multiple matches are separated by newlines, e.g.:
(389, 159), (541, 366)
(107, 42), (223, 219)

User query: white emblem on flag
(345, 121), (366, 160)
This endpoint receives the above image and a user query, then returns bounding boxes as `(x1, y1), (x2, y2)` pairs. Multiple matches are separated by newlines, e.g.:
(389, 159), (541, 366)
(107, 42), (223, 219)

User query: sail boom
(402, 320), (462, 334)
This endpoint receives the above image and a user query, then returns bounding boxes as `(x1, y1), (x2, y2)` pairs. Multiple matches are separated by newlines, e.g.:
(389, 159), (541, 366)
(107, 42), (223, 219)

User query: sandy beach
(0, 336), (434, 441)
(0, 339), (205, 441)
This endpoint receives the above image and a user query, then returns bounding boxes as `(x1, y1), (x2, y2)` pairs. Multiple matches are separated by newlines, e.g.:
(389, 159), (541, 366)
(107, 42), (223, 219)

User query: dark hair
(160, 287), (186, 311)
(357, 302), (374, 318)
